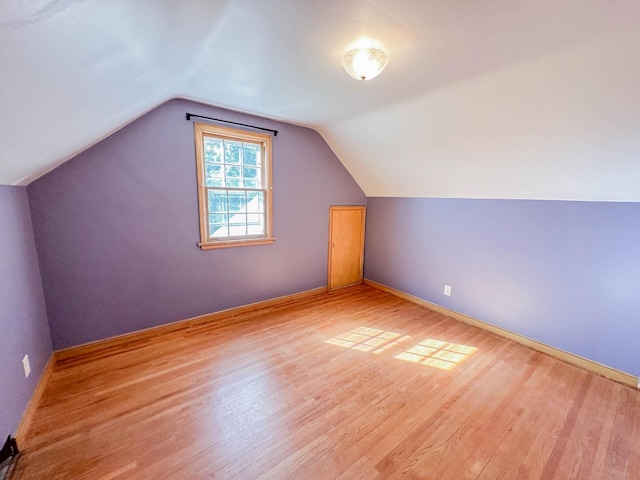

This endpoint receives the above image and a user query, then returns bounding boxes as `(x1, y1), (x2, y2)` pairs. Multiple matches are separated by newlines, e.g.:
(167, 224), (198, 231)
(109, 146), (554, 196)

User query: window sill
(198, 237), (275, 250)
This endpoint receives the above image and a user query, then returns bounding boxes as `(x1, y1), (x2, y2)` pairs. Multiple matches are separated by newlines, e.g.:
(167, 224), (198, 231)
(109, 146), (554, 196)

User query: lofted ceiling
(1, 0), (639, 200)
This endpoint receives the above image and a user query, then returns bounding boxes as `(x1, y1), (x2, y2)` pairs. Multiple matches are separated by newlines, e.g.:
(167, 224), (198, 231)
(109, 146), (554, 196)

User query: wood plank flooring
(12, 285), (640, 479)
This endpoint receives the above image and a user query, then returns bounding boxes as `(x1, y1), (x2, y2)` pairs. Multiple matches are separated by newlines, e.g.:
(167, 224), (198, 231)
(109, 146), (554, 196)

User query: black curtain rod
(185, 113), (278, 136)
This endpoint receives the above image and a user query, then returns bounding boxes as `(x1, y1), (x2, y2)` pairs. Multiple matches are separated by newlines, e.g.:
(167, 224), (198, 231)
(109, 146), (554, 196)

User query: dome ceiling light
(341, 47), (389, 81)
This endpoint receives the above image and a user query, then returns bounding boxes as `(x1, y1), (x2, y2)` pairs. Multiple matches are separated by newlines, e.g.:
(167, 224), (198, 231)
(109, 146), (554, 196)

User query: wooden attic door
(328, 206), (366, 290)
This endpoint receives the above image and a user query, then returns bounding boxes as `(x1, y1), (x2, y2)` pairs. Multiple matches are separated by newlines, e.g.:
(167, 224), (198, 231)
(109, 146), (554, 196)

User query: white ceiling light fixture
(342, 47), (389, 81)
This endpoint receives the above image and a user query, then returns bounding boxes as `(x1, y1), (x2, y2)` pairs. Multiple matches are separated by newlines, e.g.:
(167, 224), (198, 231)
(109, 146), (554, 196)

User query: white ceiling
(1, 0), (639, 200)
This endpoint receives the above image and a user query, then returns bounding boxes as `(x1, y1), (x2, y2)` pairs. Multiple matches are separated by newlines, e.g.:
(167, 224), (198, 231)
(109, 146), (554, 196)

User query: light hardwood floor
(12, 285), (640, 479)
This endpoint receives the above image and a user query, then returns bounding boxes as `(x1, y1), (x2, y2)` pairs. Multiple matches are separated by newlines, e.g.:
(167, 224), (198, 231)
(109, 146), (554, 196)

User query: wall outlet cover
(22, 354), (31, 378)
(444, 285), (452, 296)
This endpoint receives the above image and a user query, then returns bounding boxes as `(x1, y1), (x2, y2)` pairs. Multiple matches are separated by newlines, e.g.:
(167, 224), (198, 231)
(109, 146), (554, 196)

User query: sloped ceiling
(1, 0), (639, 200)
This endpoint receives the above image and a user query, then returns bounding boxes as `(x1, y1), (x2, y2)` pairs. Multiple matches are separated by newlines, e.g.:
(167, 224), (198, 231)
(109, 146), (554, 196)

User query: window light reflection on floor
(394, 339), (478, 370)
(325, 326), (410, 354)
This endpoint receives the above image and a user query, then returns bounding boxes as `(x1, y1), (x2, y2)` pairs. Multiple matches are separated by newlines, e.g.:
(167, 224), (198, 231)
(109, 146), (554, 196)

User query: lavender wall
(28, 99), (365, 350)
(0, 186), (52, 437)
(364, 197), (640, 375)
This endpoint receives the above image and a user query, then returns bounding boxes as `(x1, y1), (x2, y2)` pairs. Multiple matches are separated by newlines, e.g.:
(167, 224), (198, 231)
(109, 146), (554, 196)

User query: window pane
(228, 191), (246, 213)
(246, 191), (264, 213)
(225, 165), (241, 177)
(247, 214), (264, 235)
(209, 213), (228, 224)
(207, 178), (224, 187)
(204, 138), (223, 163)
(243, 167), (259, 190)
(243, 166), (259, 184)
(229, 213), (247, 236)
(208, 190), (227, 213)
(210, 224), (228, 238)
(209, 212), (229, 238)
(243, 144), (259, 166)
(226, 177), (242, 188)
(206, 164), (223, 177)
(225, 165), (243, 188)
(205, 164), (224, 187)
(224, 141), (242, 165)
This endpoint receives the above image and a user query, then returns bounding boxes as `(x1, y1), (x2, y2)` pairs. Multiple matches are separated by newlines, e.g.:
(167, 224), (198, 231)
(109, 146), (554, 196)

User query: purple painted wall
(0, 186), (52, 437)
(28, 99), (365, 350)
(364, 197), (640, 375)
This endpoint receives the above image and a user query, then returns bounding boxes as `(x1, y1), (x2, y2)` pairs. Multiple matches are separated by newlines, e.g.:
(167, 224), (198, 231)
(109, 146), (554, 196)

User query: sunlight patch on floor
(394, 339), (478, 370)
(325, 326), (410, 354)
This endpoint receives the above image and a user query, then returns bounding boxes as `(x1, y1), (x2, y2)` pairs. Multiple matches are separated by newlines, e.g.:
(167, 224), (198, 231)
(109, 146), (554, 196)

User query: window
(194, 122), (273, 249)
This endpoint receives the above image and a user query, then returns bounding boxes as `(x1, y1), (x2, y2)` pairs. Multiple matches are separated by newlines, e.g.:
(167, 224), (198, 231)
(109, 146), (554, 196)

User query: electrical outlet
(444, 285), (452, 296)
(22, 354), (31, 378)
